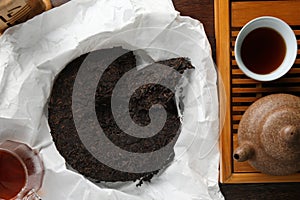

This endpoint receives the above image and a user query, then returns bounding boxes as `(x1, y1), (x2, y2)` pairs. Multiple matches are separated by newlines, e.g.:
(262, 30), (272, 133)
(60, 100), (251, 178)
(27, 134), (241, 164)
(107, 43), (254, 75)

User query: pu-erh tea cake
(48, 47), (194, 183)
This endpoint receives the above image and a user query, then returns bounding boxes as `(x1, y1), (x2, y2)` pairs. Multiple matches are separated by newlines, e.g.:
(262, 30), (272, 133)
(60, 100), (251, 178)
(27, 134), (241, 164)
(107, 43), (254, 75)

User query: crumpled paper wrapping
(0, 0), (224, 199)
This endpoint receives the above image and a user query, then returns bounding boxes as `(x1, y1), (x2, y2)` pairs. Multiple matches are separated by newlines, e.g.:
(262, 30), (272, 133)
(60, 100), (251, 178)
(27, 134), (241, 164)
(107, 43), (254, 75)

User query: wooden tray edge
(215, 0), (300, 184)
(215, 0), (232, 183)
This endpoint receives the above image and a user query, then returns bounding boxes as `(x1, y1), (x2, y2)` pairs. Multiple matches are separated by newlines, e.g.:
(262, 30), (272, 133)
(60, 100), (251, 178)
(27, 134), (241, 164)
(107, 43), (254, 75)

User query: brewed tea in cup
(235, 16), (297, 81)
(0, 140), (44, 200)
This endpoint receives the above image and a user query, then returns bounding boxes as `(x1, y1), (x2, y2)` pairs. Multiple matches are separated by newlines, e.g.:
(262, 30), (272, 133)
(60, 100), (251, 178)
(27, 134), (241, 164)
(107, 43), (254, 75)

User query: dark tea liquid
(241, 27), (286, 74)
(0, 150), (26, 200)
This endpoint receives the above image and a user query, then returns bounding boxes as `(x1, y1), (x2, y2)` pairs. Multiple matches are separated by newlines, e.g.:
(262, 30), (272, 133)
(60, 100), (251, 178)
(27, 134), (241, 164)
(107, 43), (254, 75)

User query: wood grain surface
(172, 0), (216, 59)
(172, 0), (300, 199)
(216, 0), (300, 184)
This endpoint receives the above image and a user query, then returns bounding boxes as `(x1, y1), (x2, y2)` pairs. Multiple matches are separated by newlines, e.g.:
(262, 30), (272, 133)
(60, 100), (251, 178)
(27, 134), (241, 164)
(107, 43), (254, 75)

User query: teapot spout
(233, 142), (255, 162)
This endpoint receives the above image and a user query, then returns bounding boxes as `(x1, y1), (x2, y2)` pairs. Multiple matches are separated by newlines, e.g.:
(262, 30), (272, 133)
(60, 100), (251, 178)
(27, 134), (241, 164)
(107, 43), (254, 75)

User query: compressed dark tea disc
(48, 47), (194, 183)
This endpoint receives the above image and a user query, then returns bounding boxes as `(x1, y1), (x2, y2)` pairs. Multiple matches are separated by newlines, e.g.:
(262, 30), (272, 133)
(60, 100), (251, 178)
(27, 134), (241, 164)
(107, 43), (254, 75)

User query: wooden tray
(215, 0), (300, 183)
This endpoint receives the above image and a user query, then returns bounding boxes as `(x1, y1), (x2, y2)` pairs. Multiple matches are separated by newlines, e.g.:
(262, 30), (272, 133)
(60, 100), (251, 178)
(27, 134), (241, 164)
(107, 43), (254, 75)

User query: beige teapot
(234, 93), (300, 175)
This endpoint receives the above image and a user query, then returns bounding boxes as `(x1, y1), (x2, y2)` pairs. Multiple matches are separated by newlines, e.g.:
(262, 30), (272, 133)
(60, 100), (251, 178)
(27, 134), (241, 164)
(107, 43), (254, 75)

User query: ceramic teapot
(234, 93), (300, 175)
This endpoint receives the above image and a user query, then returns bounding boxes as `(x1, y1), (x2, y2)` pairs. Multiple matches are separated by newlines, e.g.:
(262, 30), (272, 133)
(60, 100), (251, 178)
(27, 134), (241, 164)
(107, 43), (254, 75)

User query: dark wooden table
(173, 0), (216, 59)
(172, 0), (300, 199)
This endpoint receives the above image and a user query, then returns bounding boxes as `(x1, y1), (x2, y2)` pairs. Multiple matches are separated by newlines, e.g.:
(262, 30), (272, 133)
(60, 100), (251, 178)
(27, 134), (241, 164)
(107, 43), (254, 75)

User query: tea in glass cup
(0, 140), (44, 200)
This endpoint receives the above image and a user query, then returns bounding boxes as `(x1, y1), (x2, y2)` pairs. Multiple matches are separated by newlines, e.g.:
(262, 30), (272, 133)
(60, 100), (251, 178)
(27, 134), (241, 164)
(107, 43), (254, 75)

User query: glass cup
(0, 140), (44, 200)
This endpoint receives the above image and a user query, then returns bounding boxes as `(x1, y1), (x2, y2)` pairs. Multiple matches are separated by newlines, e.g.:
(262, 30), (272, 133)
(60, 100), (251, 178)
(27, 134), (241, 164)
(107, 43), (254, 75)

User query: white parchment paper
(0, 0), (224, 199)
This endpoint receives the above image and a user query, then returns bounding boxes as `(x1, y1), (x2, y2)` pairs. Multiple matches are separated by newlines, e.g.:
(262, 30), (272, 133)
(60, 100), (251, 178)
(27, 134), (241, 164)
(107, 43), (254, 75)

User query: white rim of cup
(234, 16), (298, 81)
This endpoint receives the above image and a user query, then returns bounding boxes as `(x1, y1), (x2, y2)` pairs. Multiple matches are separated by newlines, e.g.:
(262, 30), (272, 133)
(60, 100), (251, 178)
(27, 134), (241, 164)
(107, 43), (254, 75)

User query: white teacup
(234, 16), (297, 81)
